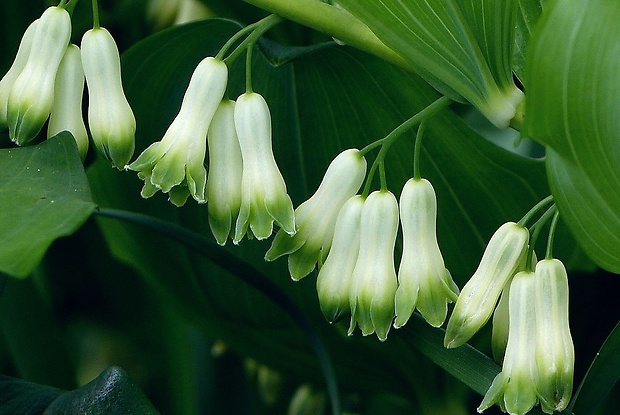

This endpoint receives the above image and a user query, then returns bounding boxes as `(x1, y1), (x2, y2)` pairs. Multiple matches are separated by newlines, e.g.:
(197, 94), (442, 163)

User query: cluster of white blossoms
(444, 222), (574, 415)
(127, 56), (295, 246)
(267, 150), (459, 341)
(0, 5), (135, 167)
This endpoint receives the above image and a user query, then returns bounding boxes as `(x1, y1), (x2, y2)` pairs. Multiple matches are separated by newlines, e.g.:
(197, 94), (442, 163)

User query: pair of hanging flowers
(127, 55), (295, 245)
(0, 4), (135, 167)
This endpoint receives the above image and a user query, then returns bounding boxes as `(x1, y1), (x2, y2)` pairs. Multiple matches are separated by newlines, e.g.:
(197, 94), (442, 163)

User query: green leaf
(336, 0), (521, 127)
(514, 0), (546, 83)
(524, 0), (620, 272)
(0, 133), (96, 278)
(570, 321), (620, 413)
(0, 367), (160, 415)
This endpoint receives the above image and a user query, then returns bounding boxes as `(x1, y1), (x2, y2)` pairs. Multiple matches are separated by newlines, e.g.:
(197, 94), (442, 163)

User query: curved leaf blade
(524, 0), (620, 272)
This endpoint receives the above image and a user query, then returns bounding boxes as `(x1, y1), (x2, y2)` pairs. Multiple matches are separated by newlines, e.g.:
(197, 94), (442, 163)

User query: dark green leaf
(0, 367), (159, 415)
(514, 0), (546, 83)
(0, 133), (96, 278)
(524, 0), (620, 272)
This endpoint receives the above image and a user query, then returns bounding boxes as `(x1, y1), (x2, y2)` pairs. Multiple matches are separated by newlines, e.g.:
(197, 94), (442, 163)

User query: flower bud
(206, 99), (243, 244)
(82, 27), (135, 169)
(233, 92), (295, 243)
(127, 56), (228, 206)
(348, 190), (399, 341)
(478, 270), (539, 415)
(7, 7), (71, 144)
(444, 222), (529, 348)
(395, 178), (459, 328)
(0, 19), (38, 128)
(47, 44), (88, 159)
(266, 149), (367, 280)
(533, 259), (574, 414)
(316, 195), (364, 323)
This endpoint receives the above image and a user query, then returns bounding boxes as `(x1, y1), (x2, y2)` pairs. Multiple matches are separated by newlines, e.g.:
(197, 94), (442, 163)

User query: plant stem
(222, 14), (283, 65)
(91, 0), (100, 29)
(526, 204), (557, 270)
(517, 195), (554, 227)
(413, 120), (426, 180)
(545, 210), (561, 259)
(243, 0), (411, 71)
(245, 46), (253, 93)
(216, 14), (281, 61)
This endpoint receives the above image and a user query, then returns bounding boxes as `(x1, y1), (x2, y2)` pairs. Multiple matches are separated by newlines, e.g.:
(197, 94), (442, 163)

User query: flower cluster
(127, 56), (295, 245)
(444, 222), (574, 415)
(268, 156), (459, 340)
(0, 6), (135, 167)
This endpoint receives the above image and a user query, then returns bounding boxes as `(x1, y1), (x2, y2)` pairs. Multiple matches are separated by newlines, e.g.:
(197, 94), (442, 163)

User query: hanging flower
(206, 99), (243, 244)
(127, 56), (228, 206)
(394, 178), (459, 328)
(533, 259), (574, 414)
(6, 7), (71, 145)
(47, 44), (89, 159)
(316, 195), (365, 323)
(348, 190), (399, 341)
(0, 19), (38, 128)
(444, 222), (529, 348)
(478, 270), (539, 415)
(81, 27), (136, 169)
(233, 92), (295, 243)
(265, 149), (367, 281)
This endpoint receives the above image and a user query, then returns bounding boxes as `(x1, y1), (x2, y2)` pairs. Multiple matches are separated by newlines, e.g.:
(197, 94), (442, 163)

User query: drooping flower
(348, 190), (399, 341)
(265, 149), (367, 280)
(81, 27), (136, 169)
(206, 99), (243, 244)
(478, 270), (539, 415)
(316, 195), (364, 323)
(533, 259), (574, 414)
(7, 7), (71, 145)
(0, 19), (39, 128)
(127, 56), (228, 206)
(394, 178), (459, 328)
(444, 222), (529, 348)
(233, 92), (295, 243)
(47, 44), (89, 159)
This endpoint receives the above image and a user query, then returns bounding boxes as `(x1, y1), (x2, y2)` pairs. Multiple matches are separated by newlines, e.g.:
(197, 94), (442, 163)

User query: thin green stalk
(245, 46), (253, 93)
(379, 160), (387, 191)
(58, 0), (68, 7)
(243, 0), (411, 70)
(216, 14), (281, 61)
(526, 204), (557, 270)
(361, 96), (451, 196)
(517, 195), (554, 227)
(413, 121), (427, 180)
(222, 14), (283, 65)
(91, 0), (100, 29)
(545, 210), (561, 259)
(93, 208), (341, 415)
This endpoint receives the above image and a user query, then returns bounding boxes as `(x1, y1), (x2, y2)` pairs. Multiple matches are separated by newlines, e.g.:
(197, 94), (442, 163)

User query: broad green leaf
(0, 133), (96, 278)
(514, 0), (546, 83)
(336, 0), (521, 127)
(524, 0), (620, 272)
(0, 367), (159, 415)
(570, 321), (620, 414)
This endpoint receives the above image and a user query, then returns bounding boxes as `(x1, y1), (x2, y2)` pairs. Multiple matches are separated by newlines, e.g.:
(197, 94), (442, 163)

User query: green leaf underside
(0, 367), (159, 415)
(87, 18), (580, 402)
(514, 0), (546, 84)
(0, 133), (96, 278)
(524, 0), (620, 272)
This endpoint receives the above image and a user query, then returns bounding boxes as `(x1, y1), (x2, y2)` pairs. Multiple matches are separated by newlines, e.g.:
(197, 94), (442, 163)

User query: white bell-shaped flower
(478, 270), (539, 415)
(316, 195), (365, 323)
(265, 149), (367, 280)
(394, 178), (459, 328)
(533, 259), (574, 414)
(233, 92), (295, 243)
(47, 44), (88, 159)
(0, 19), (38, 128)
(206, 99), (243, 244)
(82, 27), (136, 169)
(7, 7), (71, 144)
(445, 222), (529, 348)
(348, 190), (399, 341)
(127, 57), (228, 206)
